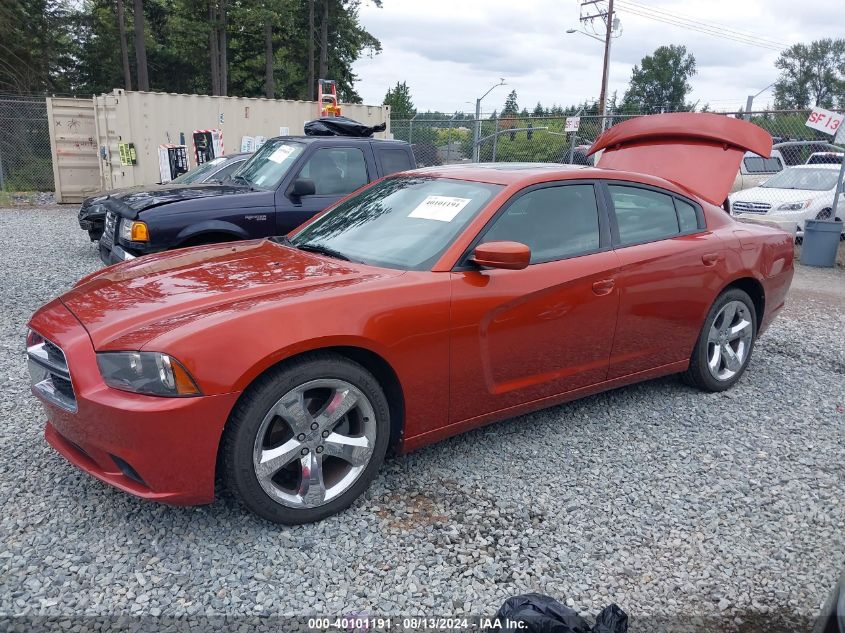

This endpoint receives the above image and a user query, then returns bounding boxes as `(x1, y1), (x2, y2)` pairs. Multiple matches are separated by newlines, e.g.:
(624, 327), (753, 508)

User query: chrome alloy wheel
(252, 379), (377, 509)
(706, 300), (753, 381)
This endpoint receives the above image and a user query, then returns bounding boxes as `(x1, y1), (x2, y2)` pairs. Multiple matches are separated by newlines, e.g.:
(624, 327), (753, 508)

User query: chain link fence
(0, 96), (841, 215)
(390, 109), (845, 168)
(391, 109), (845, 235)
(0, 96), (54, 192)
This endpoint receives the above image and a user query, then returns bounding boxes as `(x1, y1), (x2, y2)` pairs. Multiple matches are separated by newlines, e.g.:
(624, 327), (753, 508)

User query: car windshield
(170, 157), (227, 184)
(760, 167), (841, 191)
(234, 140), (304, 189)
(290, 176), (503, 270)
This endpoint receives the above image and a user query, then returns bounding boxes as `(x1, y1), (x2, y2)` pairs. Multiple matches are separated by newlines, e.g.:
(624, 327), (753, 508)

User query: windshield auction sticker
(268, 144), (296, 164)
(408, 196), (471, 222)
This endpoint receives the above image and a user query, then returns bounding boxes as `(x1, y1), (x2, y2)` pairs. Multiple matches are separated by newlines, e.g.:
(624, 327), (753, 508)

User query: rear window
(378, 149), (414, 175)
(743, 156), (783, 174)
(807, 154), (843, 165)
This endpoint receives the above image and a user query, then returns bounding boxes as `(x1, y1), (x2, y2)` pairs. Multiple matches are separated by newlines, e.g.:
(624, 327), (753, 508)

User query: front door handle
(701, 252), (720, 266)
(592, 279), (615, 295)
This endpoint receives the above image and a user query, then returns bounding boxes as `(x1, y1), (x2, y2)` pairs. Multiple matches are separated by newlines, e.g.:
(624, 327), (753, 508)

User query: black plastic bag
(592, 604), (628, 633)
(304, 116), (387, 138)
(491, 593), (627, 633)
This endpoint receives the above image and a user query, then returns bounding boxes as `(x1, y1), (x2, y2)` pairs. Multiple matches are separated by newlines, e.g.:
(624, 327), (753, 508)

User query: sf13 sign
(565, 116), (581, 133)
(805, 107), (843, 136)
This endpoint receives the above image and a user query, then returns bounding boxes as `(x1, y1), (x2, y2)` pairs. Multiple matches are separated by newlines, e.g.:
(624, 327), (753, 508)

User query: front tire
(222, 353), (390, 524)
(683, 289), (757, 392)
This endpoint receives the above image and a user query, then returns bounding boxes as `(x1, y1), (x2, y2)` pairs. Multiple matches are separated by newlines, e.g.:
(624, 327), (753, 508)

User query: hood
(101, 182), (250, 216)
(83, 184), (149, 207)
(61, 240), (400, 350)
(730, 185), (823, 203)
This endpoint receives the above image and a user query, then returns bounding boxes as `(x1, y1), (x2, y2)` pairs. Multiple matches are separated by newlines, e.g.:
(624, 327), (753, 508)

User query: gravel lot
(1, 206), (843, 630)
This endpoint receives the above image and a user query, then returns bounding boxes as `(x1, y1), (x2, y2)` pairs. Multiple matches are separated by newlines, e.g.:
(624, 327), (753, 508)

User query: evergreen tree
(383, 80), (415, 118)
(502, 89), (519, 116)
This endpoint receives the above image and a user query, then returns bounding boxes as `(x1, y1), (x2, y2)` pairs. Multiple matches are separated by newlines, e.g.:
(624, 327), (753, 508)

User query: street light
(473, 78), (506, 162)
(744, 82), (776, 120)
(565, 28), (603, 42)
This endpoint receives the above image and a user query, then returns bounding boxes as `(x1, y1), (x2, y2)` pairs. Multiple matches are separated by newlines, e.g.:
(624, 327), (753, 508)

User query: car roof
(271, 135), (407, 146)
(406, 162), (692, 192)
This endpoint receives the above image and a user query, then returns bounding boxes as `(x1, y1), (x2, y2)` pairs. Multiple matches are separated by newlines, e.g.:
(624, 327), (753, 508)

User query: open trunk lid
(588, 113), (773, 205)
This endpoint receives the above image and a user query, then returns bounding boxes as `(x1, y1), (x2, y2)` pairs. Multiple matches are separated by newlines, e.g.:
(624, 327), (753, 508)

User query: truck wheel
(222, 353), (390, 524)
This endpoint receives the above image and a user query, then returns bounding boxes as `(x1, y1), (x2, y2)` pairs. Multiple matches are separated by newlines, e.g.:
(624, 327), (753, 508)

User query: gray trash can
(801, 219), (842, 267)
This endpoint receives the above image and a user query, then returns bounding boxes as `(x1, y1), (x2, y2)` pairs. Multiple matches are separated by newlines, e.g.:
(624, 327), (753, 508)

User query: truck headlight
(97, 352), (201, 396)
(777, 200), (811, 211)
(119, 220), (149, 242)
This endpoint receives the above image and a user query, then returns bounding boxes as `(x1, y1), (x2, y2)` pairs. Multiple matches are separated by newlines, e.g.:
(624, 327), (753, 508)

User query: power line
(615, 0), (786, 49)
(615, 2), (784, 52)
(613, 0), (785, 52)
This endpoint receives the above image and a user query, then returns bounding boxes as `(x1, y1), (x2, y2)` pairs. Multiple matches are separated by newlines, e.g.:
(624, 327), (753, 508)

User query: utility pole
(578, 0), (616, 131)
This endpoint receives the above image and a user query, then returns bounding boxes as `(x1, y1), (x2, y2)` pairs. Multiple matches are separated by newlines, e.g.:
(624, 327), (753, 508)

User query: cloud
(352, 0), (840, 113)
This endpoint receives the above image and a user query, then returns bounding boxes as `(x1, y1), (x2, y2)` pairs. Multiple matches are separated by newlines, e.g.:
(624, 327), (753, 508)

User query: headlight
(777, 200), (811, 211)
(97, 352), (201, 396)
(119, 220), (149, 242)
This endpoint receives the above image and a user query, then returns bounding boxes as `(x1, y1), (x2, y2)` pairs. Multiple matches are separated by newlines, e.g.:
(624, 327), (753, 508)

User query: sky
(350, 0), (842, 116)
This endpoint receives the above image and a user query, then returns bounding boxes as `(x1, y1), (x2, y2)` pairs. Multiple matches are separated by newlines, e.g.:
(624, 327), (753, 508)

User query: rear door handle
(592, 279), (615, 295)
(701, 252), (720, 266)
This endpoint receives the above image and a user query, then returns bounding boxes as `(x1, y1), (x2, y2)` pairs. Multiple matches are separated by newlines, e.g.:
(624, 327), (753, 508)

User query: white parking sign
(805, 107), (843, 137)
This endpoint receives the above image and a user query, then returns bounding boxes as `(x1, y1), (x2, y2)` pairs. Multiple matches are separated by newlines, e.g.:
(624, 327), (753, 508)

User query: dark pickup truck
(78, 152), (251, 242)
(96, 136), (415, 265)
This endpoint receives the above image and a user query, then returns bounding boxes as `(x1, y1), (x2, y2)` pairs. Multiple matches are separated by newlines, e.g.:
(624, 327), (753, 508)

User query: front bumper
(78, 208), (105, 240)
(99, 240), (137, 265)
(29, 299), (241, 505)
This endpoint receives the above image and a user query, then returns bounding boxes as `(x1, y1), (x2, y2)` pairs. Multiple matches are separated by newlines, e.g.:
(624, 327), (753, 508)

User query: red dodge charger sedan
(28, 114), (794, 523)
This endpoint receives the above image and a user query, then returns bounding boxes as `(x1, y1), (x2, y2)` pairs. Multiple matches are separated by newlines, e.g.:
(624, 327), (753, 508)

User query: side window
(609, 185), (680, 246)
(297, 148), (368, 195)
(379, 149), (413, 175)
(481, 184), (600, 264)
(211, 160), (244, 182)
(675, 198), (699, 233)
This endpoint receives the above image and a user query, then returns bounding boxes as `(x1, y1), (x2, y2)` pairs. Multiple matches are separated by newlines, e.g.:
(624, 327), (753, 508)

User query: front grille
(27, 335), (77, 413)
(51, 374), (75, 400)
(732, 201), (772, 214)
(43, 339), (66, 365)
(103, 212), (117, 239)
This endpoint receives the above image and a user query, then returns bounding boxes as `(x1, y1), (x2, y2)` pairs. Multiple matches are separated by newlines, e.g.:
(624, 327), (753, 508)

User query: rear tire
(222, 353), (390, 524)
(683, 289), (757, 392)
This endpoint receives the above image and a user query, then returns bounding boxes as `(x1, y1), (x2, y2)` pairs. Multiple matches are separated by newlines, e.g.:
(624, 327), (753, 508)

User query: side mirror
(291, 177), (316, 197)
(470, 241), (530, 270)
